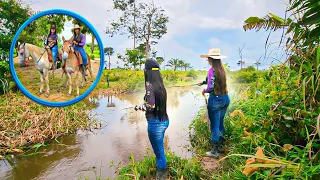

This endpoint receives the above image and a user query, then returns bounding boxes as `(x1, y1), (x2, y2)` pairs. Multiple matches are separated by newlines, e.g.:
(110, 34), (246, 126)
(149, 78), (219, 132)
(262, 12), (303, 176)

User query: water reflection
(1, 86), (205, 180)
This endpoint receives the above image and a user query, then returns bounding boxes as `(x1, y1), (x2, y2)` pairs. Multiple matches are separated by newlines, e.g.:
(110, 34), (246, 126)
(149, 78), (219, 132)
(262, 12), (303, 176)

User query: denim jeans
(51, 45), (58, 63)
(147, 118), (169, 170)
(207, 93), (230, 143)
(74, 46), (87, 66)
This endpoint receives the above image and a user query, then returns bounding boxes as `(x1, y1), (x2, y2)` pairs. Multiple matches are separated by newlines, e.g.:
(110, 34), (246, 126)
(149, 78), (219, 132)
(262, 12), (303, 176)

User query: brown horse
(61, 36), (93, 97)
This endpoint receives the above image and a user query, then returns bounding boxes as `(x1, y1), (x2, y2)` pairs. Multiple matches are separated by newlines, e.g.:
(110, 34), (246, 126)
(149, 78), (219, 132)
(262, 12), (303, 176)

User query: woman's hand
(73, 41), (78, 45)
(197, 82), (203, 86)
(202, 89), (205, 96)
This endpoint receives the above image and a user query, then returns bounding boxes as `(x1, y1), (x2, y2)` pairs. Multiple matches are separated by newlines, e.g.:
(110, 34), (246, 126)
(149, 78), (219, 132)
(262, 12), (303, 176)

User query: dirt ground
(13, 57), (102, 102)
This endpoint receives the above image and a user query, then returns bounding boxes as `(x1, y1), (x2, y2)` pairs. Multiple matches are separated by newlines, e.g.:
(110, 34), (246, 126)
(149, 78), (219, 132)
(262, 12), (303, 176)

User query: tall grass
(189, 64), (320, 179)
(0, 92), (99, 155)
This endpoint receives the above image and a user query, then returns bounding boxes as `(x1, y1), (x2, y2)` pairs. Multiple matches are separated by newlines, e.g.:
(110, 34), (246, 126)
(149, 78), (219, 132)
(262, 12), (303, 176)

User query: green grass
(97, 69), (207, 93)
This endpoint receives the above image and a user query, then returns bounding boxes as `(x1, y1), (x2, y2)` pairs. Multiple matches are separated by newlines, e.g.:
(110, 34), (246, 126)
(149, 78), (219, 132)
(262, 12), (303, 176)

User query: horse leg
(76, 72), (80, 96)
(87, 65), (93, 79)
(38, 71), (44, 95)
(44, 69), (50, 98)
(67, 72), (72, 97)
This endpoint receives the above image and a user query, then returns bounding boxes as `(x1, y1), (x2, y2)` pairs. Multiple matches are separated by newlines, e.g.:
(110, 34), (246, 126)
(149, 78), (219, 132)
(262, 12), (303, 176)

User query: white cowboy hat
(72, 24), (83, 30)
(200, 48), (227, 59)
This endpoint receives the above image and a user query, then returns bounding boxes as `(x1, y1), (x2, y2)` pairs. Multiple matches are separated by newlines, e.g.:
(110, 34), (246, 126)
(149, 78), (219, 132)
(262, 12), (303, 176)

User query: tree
(118, 49), (145, 69)
(104, 47), (115, 70)
(247, 66), (256, 71)
(136, 2), (169, 57)
(178, 60), (185, 71)
(156, 57), (164, 66)
(166, 58), (180, 71)
(182, 62), (192, 71)
(254, 61), (261, 70)
(106, 0), (139, 49)
(0, 0), (35, 94)
(243, 0), (320, 107)
(238, 44), (245, 70)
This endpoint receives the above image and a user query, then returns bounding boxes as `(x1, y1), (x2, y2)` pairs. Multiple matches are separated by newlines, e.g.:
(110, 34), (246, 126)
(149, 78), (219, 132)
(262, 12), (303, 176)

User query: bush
(90, 54), (95, 59)
(186, 70), (197, 79)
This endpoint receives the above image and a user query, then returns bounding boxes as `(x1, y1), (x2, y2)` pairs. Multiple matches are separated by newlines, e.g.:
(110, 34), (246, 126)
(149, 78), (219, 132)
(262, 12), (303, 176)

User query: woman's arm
(78, 34), (86, 47)
(135, 84), (155, 112)
(203, 68), (214, 93)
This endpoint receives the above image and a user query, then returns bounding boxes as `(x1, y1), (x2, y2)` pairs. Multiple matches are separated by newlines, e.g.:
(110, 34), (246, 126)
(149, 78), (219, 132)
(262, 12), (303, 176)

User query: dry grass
(0, 91), (99, 155)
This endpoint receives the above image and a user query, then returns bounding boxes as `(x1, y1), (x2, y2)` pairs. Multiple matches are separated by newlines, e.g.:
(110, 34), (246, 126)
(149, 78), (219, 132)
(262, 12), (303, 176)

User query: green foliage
(115, 151), (207, 179)
(99, 69), (202, 92)
(190, 64), (320, 179)
(117, 49), (146, 69)
(106, 1), (169, 56)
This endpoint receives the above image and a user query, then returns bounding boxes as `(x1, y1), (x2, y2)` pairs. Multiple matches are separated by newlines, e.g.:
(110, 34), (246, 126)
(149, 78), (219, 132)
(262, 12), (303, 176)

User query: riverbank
(112, 65), (320, 179)
(0, 69), (205, 157)
(0, 91), (100, 157)
(94, 69), (207, 95)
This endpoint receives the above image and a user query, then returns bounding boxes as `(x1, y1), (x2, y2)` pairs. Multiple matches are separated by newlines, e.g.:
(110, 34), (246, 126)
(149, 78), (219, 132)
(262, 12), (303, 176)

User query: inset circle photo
(10, 9), (104, 107)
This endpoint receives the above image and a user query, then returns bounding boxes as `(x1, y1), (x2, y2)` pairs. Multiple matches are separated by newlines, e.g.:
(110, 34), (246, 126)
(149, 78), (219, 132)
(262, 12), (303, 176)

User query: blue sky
(28, 0), (290, 70)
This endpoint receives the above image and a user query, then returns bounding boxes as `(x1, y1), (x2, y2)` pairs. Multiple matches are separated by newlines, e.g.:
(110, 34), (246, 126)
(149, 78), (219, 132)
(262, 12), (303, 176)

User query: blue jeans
(207, 93), (230, 143)
(74, 46), (87, 66)
(147, 118), (169, 170)
(51, 45), (58, 63)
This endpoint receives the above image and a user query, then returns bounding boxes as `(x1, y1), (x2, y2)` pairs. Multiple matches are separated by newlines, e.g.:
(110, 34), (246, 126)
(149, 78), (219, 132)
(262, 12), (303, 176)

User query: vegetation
(0, 91), (99, 156)
(98, 68), (206, 93)
(106, 0), (169, 57)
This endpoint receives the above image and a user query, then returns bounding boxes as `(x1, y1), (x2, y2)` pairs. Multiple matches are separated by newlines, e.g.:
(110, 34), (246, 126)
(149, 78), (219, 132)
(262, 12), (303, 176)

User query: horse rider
(45, 24), (59, 69)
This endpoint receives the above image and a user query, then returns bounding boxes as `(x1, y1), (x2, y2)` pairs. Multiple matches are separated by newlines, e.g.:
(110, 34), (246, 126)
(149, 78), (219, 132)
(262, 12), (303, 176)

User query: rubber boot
(156, 168), (167, 180)
(218, 138), (225, 153)
(206, 141), (219, 159)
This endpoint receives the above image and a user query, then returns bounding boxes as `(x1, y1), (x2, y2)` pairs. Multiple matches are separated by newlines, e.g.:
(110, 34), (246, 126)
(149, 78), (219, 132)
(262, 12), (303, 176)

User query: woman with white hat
(69, 24), (88, 76)
(198, 48), (230, 158)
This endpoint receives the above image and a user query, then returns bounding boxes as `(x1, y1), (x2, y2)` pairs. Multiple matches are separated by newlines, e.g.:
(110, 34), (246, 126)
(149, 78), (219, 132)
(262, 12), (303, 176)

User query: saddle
(73, 50), (88, 67)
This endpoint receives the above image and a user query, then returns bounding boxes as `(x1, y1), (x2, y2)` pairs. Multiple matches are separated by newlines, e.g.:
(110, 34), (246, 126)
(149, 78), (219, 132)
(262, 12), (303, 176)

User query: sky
(26, 0), (290, 70)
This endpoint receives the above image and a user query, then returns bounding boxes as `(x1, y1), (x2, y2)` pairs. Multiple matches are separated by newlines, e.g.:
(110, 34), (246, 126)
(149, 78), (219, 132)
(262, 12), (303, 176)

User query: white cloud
(27, 0), (288, 69)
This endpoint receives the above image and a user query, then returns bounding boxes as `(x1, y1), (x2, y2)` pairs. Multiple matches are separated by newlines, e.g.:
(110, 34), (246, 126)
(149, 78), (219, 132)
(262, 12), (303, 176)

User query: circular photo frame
(9, 9), (104, 107)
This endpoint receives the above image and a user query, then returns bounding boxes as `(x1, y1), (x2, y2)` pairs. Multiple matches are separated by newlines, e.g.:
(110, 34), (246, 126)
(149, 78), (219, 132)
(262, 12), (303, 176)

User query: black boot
(206, 141), (219, 158)
(156, 168), (167, 180)
(218, 138), (225, 153)
(82, 64), (88, 76)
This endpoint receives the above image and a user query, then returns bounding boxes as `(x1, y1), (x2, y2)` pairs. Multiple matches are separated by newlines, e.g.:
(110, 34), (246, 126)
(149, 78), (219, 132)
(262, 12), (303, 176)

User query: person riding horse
(68, 24), (88, 76)
(44, 25), (59, 69)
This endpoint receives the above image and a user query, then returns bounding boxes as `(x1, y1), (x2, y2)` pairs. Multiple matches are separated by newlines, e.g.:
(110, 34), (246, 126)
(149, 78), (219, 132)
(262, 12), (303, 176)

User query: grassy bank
(0, 91), (100, 157)
(96, 69), (207, 94)
(189, 65), (320, 179)
(113, 65), (320, 179)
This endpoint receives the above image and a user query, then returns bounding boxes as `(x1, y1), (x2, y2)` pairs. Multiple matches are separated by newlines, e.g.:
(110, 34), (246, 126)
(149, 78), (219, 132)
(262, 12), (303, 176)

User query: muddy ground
(13, 57), (102, 102)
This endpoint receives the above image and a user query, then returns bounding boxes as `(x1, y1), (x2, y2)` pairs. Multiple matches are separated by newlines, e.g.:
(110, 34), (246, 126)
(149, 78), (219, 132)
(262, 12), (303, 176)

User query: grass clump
(0, 91), (99, 156)
(114, 150), (208, 180)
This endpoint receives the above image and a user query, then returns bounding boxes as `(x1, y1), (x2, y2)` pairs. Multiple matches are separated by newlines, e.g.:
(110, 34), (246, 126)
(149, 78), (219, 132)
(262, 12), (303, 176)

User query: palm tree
(104, 47), (114, 70)
(178, 60), (185, 71)
(166, 58), (180, 71)
(237, 60), (245, 70)
(254, 61), (261, 70)
(183, 62), (192, 71)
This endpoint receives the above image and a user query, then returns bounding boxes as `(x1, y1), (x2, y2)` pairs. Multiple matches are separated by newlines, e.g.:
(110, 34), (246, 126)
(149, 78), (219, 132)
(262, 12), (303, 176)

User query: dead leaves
(242, 147), (284, 176)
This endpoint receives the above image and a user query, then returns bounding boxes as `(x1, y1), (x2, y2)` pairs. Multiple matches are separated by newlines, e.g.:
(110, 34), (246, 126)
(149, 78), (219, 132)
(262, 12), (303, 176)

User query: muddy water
(0, 86), (205, 180)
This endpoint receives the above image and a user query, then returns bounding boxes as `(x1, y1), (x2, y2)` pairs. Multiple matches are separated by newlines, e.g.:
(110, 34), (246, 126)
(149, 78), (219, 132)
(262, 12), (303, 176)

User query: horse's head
(17, 42), (29, 67)
(61, 36), (74, 61)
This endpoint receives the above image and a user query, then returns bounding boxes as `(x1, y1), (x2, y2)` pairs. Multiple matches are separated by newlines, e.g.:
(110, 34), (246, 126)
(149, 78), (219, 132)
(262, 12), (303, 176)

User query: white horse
(17, 42), (65, 97)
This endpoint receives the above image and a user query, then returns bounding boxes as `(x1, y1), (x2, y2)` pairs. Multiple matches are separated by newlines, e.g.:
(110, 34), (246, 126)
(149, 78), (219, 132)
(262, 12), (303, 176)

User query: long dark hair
(144, 61), (167, 121)
(209, 57), (228, 96)
(73, 29), (81, 42)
